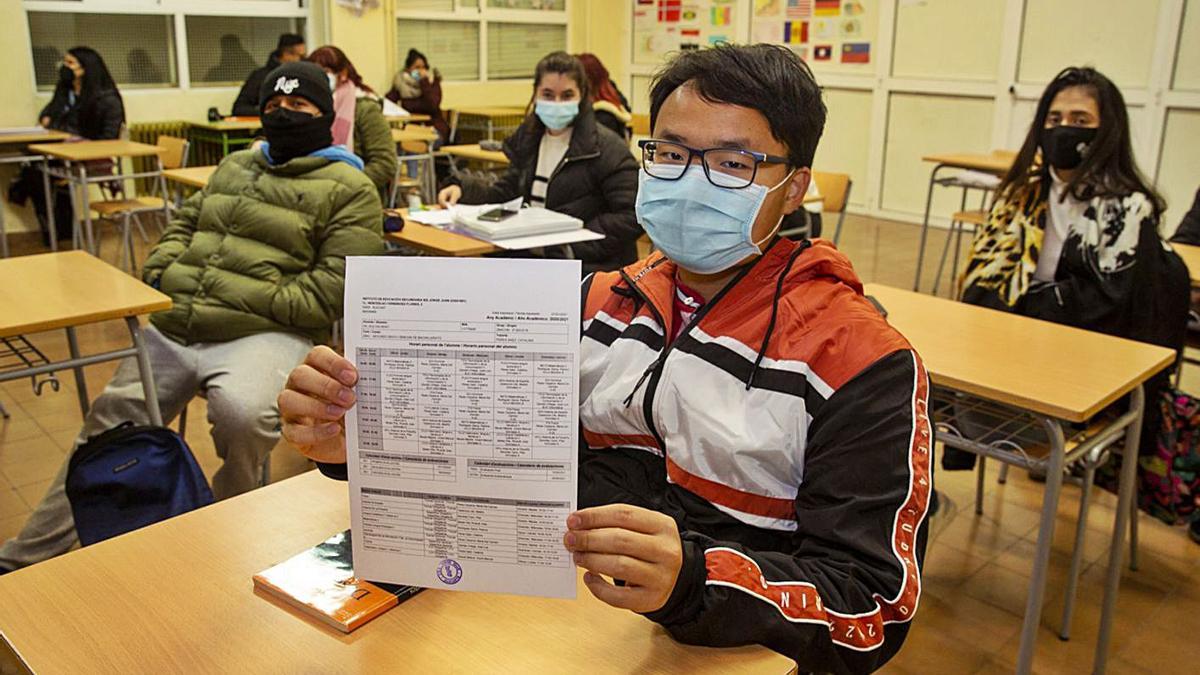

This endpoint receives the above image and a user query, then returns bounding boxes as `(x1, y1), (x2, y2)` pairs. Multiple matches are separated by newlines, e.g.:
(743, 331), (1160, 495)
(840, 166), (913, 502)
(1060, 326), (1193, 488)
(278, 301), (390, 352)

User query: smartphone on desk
(478, 207), (518, 222)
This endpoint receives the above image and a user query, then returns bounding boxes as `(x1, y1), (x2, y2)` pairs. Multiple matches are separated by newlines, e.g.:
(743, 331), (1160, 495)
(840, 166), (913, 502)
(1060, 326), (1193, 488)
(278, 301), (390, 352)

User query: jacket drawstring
(746, 239), (813, 391)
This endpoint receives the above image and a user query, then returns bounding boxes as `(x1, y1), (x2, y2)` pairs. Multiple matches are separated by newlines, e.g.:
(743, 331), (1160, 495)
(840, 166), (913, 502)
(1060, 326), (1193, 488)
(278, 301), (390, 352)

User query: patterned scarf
(961, 179), (1050, 307)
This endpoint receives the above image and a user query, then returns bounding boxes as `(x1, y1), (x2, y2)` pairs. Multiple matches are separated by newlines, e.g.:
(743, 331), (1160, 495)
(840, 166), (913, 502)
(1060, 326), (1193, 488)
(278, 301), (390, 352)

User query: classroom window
(186, 16), (307, 87)
(27, 12), (178, 90)
(487, 0), (565, 9)
(486, 23), (567, 80)
(396, 19), (481, 81)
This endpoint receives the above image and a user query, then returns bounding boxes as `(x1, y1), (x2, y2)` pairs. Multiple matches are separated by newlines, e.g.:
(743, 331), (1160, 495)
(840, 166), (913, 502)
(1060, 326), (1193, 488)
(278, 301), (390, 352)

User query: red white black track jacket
(579, 238), (933, 674)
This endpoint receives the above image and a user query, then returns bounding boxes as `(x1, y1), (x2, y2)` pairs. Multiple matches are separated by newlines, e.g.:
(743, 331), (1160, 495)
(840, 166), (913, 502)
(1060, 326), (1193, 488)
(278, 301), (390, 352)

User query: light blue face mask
(535, 100), (579, 132)
(636, 167), (795, 275)
(410, 70), (422, 80)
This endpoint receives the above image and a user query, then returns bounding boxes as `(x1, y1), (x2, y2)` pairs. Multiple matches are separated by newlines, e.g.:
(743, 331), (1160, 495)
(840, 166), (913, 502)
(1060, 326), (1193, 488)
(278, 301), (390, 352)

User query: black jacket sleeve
(644, 350), (933, 675)
(567, 132), (642, 264)
(316, 462), (348, 480)
(232, 66), (267, 117)
(1171, 188), (1200, 245)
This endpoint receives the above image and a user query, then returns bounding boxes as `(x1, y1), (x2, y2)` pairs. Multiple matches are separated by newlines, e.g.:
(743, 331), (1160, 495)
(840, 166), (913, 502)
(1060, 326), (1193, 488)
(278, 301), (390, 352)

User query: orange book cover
(253, 530), (421, 633)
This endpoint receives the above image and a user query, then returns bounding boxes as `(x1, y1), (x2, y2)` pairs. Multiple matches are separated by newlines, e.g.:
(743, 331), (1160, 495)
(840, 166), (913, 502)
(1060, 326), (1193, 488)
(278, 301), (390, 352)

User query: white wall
(622, 0), (1200, 230)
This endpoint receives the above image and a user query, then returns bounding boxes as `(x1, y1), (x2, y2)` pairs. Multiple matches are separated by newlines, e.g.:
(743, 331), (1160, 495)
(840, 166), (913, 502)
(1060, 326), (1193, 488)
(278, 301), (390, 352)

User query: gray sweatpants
(0, 326), (312, 571)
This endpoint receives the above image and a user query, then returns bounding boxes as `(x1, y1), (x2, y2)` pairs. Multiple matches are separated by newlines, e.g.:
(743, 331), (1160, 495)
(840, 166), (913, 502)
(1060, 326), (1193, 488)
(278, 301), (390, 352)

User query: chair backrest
(630, 113), (651, 136)
(812, 171), (851, 213)
(155, 135), (189, 170)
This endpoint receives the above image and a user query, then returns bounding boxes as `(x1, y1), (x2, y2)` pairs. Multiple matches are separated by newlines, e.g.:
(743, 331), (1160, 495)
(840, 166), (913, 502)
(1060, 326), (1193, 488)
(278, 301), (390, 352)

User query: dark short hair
(405, 48), (428, 70)
(1001, 66), (1164, 213)
(277, 33), (305, 50)
(649, 44), (826, 168)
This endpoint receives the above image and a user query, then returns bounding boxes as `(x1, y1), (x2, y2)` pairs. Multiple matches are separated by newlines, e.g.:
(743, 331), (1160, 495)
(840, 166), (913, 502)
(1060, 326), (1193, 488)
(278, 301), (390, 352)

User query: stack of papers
(454, 198), (583, 240)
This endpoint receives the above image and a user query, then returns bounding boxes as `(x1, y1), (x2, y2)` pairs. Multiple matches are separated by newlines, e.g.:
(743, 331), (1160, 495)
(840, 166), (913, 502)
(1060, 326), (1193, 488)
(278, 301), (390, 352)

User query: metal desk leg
(125, 316), (163, 427)
(1129, 496), (1139, 571)
(41, 157), (56, 252)
(974, 455), (986, 515)
(1060, 457), (1098, 640)
(913, 164), (948, 292)
(1015, 417), (1067, 675)
(65, 326), (90, 418)
(1093, 384), (1145, 674)
(78, 164), (96, 255)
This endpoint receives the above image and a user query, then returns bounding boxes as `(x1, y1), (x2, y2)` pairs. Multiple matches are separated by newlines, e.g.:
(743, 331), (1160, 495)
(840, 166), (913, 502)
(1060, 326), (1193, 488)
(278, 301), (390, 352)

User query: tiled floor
(1, 217), (1198, 674)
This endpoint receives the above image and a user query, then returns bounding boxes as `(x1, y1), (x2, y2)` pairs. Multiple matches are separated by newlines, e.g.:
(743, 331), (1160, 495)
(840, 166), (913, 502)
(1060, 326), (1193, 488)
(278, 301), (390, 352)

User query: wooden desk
(451, 107), (526, 141)
(867, 284), (1173, 422)
(866, 283), (1172, 674)
(28, 139), (164, 163)
(0, 251), (171, 426)
(0, 130), (70, 257)
(386, 211), (498, 257)
(162, 165), (217, 189)
(0, 470), (795, 674)
(441, 143), (509, 165)
(387, 113), (432, 124)
(0, 129), (71, 147)
(391, 126), (440, 144)
(1172, 242), (1200, 286)
(28, 141), (169, 254)
(912, 150), (1016, 292)
(193, 118), (262, 132)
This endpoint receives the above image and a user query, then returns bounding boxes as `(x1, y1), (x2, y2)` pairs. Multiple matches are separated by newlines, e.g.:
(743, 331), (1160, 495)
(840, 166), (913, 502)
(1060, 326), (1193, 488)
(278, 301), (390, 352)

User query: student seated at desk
(954, 66), (1189, 471)
(231, 33), (306, 117)
(386, 49), (450, 145)
(576, 53), (632, 140)
(307, 46), (398, 197)
(9, 47), (125, 244)
(0, 62), (384, 575)
(436, 52), (640, 275)
(279, 45), (931, 675)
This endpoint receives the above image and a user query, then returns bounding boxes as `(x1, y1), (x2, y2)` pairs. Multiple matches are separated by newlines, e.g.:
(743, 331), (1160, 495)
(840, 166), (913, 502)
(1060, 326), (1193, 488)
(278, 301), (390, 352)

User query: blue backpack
(65, 422), (214, 546)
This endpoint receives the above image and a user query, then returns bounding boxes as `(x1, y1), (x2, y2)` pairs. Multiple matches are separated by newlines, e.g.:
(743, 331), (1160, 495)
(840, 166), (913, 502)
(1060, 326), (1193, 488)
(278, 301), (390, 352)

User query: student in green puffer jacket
(0, 62), (384, 574)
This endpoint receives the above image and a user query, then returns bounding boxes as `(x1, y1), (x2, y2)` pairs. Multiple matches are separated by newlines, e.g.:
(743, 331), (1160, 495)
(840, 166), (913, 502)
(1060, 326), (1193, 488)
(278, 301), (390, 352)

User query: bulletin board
(750, 0), (878, 74)
(631, 0), (746, 66)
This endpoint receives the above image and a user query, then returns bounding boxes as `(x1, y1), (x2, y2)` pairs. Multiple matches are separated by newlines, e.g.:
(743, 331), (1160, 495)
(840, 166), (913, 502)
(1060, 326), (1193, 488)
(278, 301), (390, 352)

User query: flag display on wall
(814, 0), (839, 16)
(841, 41), (870, 63)
(784, 20), (808, 43)
(658, 0), (682, 22)
(813, 44), (833, 60)
(787, 0), (813, 18)
(712, 5), (732, 25)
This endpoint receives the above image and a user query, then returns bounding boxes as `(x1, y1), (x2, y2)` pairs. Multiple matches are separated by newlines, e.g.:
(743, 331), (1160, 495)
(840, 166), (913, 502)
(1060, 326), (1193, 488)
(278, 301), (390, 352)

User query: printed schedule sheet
(344, 256), (581, 599)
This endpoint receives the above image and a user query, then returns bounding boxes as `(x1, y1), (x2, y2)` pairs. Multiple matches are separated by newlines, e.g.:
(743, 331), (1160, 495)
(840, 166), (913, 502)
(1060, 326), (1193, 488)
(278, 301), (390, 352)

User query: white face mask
(326, 73), (338, 91)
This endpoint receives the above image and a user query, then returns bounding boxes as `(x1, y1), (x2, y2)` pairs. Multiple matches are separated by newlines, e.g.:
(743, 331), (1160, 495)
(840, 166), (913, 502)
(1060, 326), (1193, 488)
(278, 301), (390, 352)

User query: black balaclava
(258, 61), (335, 164)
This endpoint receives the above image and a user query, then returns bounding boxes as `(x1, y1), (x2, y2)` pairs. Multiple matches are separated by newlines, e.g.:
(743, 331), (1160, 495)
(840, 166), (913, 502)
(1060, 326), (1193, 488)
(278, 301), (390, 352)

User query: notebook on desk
(253, 530), (422, 633)
(454, 201), (583, 240)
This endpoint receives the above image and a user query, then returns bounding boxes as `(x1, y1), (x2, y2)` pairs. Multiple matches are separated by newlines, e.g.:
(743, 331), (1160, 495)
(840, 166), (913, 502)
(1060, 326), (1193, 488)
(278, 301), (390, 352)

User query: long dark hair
(307, 45), (374, 94)
(1000, 66), (1163, 213)
(67, 46), (120, 104)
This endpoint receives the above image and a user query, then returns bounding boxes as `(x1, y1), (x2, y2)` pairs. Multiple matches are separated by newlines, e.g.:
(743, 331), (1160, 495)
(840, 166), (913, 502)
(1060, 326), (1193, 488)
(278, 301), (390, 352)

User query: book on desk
(253, 530), (422, 633)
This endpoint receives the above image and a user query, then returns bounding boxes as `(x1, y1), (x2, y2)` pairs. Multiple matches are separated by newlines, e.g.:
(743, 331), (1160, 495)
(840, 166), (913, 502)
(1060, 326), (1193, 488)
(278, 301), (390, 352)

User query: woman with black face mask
(11, 47), (126, 244)
(38, 46), (124, 140)
(949, 67), (1190, 476)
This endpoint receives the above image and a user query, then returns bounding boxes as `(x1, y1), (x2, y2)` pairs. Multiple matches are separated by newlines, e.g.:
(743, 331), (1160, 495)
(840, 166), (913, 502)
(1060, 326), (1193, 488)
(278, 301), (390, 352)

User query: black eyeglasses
(637, 139), (791, 189)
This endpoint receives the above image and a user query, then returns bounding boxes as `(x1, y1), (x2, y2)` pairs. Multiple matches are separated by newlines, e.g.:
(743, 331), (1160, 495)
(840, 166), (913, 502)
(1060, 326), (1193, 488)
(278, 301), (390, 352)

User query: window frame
(23, 0), (308, 93)
(396, 0), (571, 84)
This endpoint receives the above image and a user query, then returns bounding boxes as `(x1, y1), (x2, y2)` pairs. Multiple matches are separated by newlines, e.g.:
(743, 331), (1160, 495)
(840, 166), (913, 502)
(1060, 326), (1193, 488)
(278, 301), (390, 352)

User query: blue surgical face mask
(535, 100), (579, 131)
(636, 167), (795, 275)
(410, 69), (422, 80)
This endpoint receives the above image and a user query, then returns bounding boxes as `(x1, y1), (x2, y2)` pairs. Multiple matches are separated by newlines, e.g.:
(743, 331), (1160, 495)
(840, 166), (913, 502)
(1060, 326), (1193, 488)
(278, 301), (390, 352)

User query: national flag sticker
(841, 42), (870, 64)
(813, 44), (833, 61)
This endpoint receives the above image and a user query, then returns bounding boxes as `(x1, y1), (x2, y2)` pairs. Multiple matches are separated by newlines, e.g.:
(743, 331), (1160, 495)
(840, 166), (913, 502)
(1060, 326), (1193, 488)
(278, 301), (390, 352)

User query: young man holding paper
(279, 44), (930, 674)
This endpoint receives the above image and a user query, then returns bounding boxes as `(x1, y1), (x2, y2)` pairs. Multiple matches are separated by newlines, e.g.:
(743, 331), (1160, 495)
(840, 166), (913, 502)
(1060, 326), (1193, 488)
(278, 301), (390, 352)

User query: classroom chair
(391, 138), (436, 207)
(931, 208), (988, 298)
(89, 135), (188, 274)
(778, 171), (852, 243)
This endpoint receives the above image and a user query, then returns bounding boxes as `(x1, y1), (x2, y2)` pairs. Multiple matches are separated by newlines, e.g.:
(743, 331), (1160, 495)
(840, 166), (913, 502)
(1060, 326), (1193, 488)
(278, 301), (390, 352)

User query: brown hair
(307, 45), (374, 95)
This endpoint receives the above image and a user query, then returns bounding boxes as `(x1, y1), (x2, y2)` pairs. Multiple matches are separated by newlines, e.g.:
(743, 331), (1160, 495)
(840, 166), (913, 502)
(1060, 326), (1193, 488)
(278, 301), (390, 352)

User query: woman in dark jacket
(15, 46), (125, 244)
(951, 66), (1189, 472)
(39, 47), (124, 140)
(436, 52), (640, 275)
(387, 49), (450, 144)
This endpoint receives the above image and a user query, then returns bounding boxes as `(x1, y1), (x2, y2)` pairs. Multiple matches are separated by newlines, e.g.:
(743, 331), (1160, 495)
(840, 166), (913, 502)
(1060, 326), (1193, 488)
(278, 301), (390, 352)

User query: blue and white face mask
(535, 100), (579, 132)
(635, 167), (795, 275)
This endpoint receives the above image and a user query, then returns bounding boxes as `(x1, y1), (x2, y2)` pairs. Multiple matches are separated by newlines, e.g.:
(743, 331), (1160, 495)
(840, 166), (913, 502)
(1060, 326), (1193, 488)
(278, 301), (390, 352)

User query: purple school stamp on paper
(436, 558), (463, 585)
